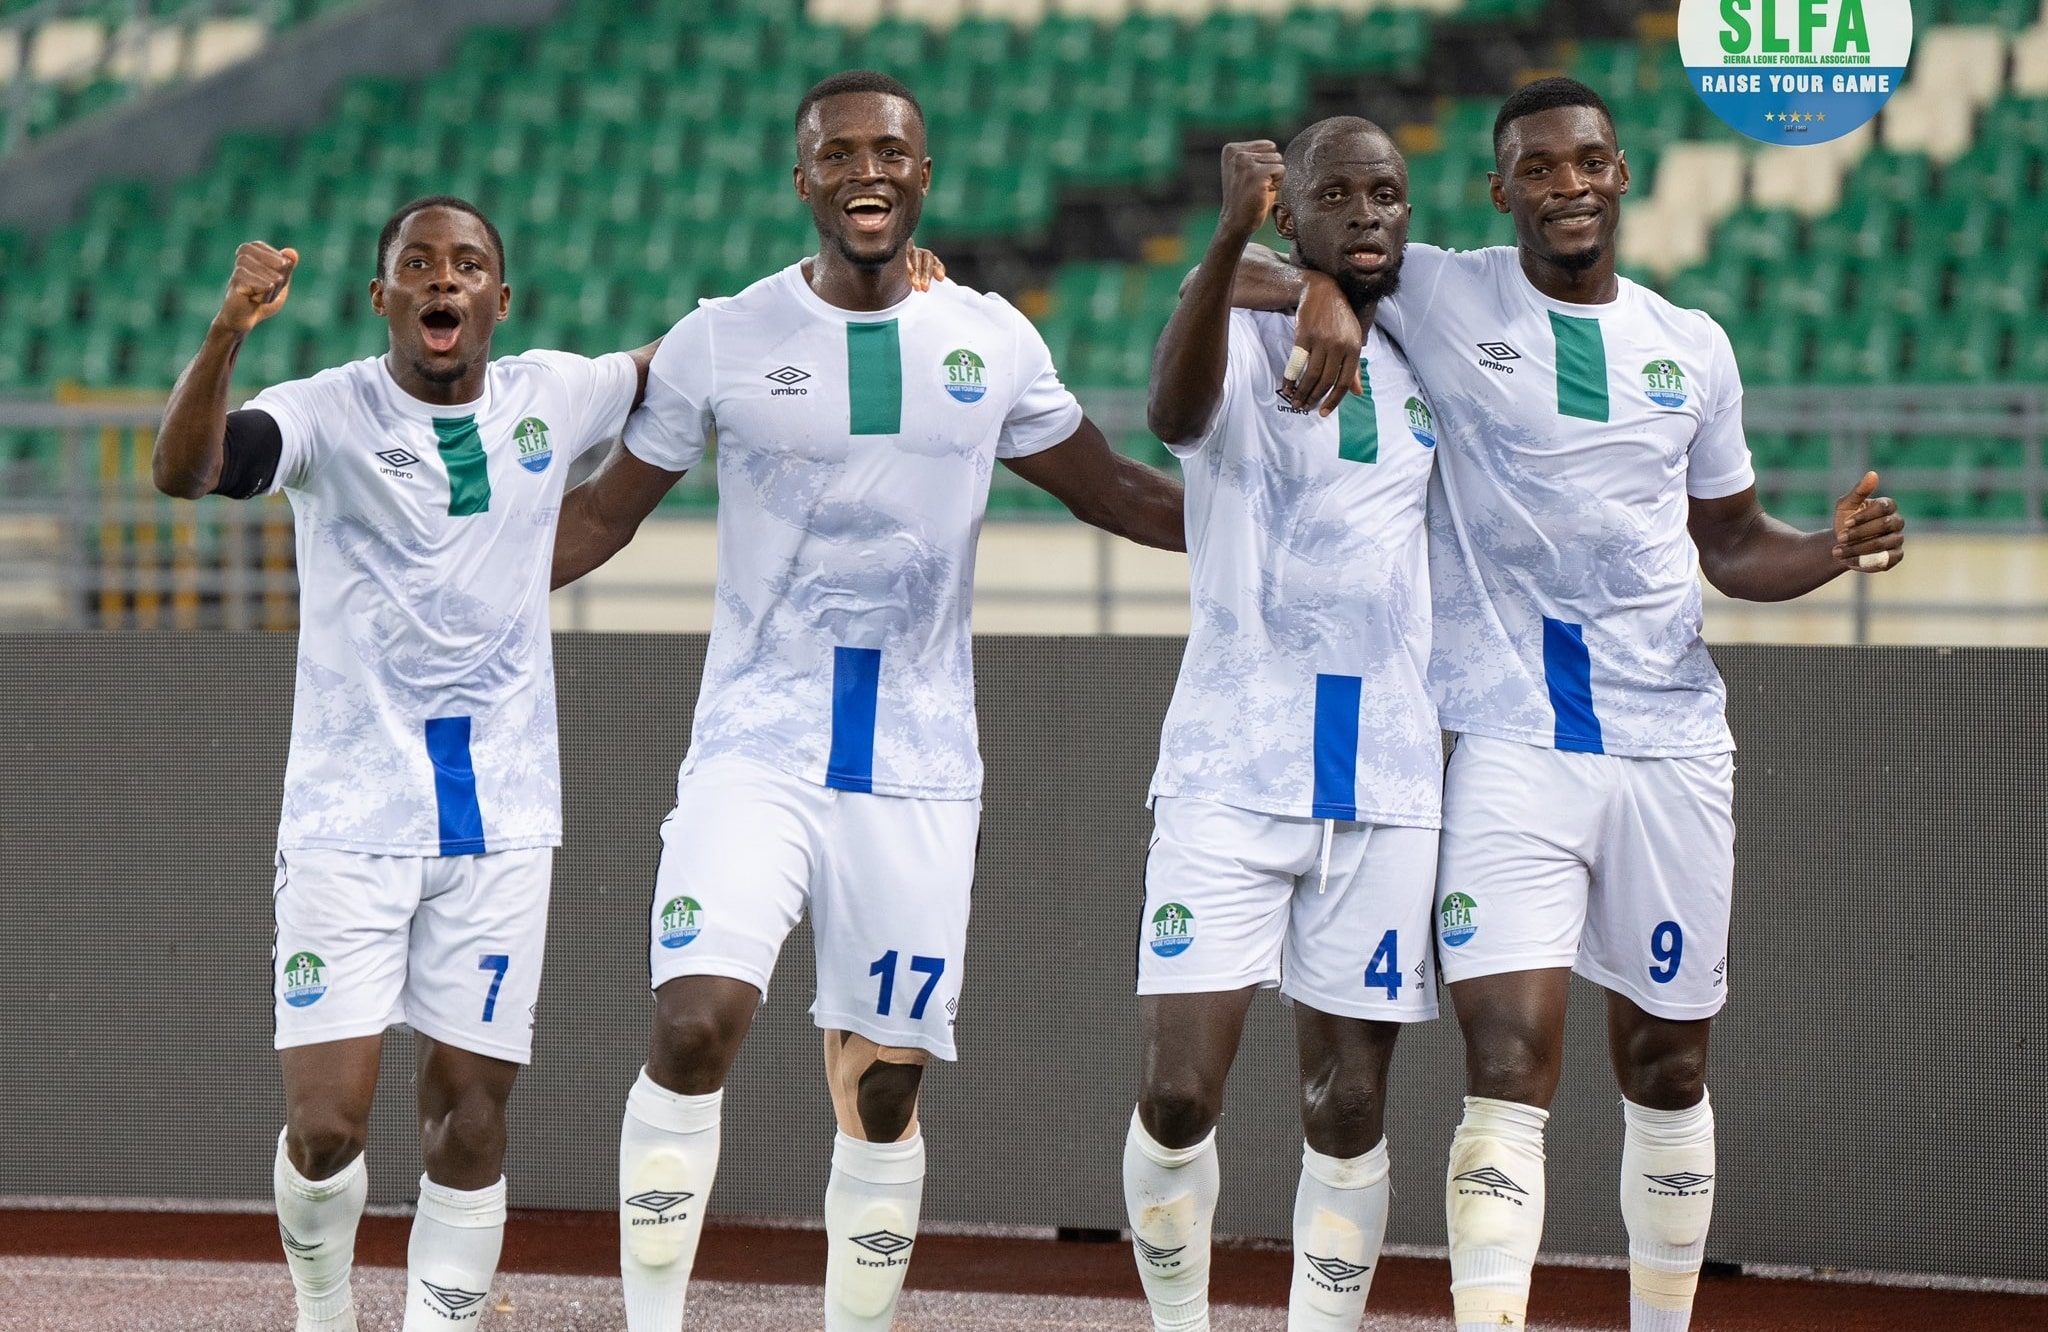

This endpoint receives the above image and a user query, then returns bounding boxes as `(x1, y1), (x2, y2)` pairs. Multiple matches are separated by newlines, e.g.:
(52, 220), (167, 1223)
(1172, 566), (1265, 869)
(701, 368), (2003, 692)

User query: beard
(410, 355), (473, 385)
(1551, 242), (1605, 273)
(1331, 263), (1403, 309)
(828, 229), (906, 271)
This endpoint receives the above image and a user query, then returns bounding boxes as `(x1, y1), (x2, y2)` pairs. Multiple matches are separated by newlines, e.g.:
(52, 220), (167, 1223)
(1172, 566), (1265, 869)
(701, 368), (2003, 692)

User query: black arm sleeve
(211, 409), (285, 500)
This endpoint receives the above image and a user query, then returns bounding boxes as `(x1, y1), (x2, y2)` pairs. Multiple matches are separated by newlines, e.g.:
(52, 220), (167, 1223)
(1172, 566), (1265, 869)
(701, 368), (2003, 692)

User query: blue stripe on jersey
(1541, 617), (1605, 754)
(826, 646), (883, 793)
(1311, 673), (1363, 821)
(424, 716), (488, 855)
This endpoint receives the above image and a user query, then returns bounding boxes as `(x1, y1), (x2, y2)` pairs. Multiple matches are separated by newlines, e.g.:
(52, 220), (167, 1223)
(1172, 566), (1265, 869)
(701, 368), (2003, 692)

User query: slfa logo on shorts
(1149, 903), (1195, 958)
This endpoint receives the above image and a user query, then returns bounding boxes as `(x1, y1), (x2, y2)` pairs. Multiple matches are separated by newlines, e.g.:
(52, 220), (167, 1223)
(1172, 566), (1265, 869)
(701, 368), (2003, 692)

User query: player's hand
(1217, 140), (1285, 244)
(1832, 470), (1904, 572)
(907, 242), (946, 292)
(1286, 270), (1364, 417)
(216, 242), (297, 335)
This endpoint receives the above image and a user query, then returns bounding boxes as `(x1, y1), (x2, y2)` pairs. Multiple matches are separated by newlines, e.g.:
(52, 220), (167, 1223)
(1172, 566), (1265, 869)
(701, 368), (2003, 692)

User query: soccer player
(548, 71), (1186, 1331)
(1127, 121), (1438, 1332)
(1226, 78), (1906, 1332)
(152, 198), (650, 1332)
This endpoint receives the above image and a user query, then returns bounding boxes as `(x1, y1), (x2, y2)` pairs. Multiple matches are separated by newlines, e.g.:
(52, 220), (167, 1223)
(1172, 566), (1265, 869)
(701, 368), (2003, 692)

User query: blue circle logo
(1439, 893), (1479, 949)
(1404, 395), (1437, 448)
(515, 416), (553, 474)
(282, 950), (328, 1007)
(1681, 0), (1912, 146)
(658, 896), (703, 949)
(1644, 359), (1688, 408)
(1148, 903), (1195, 958)
(942, 349), (988, 404)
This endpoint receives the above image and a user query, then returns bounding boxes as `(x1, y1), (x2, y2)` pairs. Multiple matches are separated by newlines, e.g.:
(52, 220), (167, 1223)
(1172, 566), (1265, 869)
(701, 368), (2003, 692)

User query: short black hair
(794, 69), (924, 139)
(375, 196), (506, 280)
(1280, 115), (1394, 208)
(1492, 77), (1615, 163)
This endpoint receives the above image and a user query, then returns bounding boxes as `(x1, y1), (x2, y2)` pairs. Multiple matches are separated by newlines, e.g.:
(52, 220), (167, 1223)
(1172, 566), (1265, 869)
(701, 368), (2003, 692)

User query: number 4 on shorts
(1364, 930), (1401, 1000)
(871, 950), (947, 1020)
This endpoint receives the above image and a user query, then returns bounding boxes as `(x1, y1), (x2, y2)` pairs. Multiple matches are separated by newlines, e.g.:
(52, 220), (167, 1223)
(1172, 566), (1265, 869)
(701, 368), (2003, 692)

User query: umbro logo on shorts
(624, 1189), (696, 1217)
(1453, 1165), (1528, 1198)
(765, 365), (810, 396)
(1305, 1252), (1371, 1283)
(1133, 1235), (1187, 1264)
(420, 1280), (487, 1316)
(851, 1229), (914, 1257)
(1644, 1171), (1715, 1195)
(1476, 342), (1521, 373)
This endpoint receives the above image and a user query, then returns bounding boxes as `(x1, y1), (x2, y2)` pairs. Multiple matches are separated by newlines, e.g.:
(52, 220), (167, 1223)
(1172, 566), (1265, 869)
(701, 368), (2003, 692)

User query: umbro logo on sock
(625, 1189), (696, 1218)
(1133, 1235), (1187, 1265)
(851, 1229), (914, 1257)
(420, 1281), (487, 1317)
(278, 1223), (318, 1255)
(1644, 1171), (1714, 1196)
(1453, 1165), (1529, 1202)
(1305, 1253), (1370, 1282)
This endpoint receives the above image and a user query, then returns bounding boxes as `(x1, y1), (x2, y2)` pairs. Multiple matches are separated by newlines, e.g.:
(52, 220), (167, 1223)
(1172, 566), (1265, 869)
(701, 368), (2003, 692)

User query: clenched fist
(1217, 140), (1285, 245)
(216, 242), (298, 335)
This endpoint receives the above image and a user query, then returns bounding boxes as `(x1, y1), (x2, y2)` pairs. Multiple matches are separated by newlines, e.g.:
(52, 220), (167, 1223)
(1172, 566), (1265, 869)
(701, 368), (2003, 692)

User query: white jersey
(1151, 311), (1441, 827)
(1376, 245), (1755, 758)
(247, 350), (637, 855)
(624, 264), (1084, 801)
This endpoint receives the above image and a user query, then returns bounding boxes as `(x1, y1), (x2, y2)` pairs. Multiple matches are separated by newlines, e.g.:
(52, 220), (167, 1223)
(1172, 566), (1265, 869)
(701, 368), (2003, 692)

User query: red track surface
(1, 1207), (2040, 1331)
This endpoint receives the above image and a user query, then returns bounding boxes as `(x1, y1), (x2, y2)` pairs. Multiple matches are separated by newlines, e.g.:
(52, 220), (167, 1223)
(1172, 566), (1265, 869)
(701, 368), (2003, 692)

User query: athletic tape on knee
(1446, 1097), (1549, 1328)
(1620, 1093), (1716, 1312)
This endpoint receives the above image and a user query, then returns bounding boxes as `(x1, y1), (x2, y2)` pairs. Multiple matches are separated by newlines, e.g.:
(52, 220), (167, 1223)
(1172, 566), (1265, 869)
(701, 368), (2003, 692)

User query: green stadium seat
(1811, 316), (1906, 384)
(1772, 255), (1851, 319)
(1806, 196), (1901, 262)
(1856, 255), (1945, 319)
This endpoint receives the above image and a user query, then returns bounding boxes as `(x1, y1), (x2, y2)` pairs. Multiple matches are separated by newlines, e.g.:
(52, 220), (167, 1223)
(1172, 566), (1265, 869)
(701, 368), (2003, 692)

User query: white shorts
(648, 757), (979, 1061)
(1137, 796), (1440, 1023)
(1435, 733), (1735, 1020)
(273, 846), (553, 1063)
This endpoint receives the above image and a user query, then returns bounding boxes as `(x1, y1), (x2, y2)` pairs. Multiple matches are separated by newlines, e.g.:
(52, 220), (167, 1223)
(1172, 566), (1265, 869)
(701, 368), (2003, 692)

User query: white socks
(1290, 1137), (1391, 1330)
(1123, 1109), (1219, 1332)
(824, 1130), (926, 1331)
(1446, 1096), (1549, 1332)
(619, 1069), (724, 1332)
(274, 1129), (367, 1332)
(401, 1174), (505, 1330)
(1619, 1092), (1716, 1332)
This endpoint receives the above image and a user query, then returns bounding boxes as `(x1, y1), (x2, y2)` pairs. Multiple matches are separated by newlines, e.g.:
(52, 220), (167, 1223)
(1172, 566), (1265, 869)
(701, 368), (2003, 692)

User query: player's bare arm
(1185, 240), (1363, 416)
(154, 241), (296, 498)
(1689, 470), (1904, 601)
(1149, 141), (1285, 444)
(1001, 416), (1186, 552)
(552, 444), (686, 589)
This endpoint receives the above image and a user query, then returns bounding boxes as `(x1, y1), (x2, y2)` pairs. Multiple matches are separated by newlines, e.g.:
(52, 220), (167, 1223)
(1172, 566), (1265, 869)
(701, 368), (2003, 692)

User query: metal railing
(5, 385), (2048, 637)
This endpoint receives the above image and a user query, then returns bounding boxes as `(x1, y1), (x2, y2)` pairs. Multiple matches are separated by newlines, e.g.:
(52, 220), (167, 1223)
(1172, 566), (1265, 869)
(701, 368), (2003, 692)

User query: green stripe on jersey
(1337, 359), (1378, 464)
(846, 321), (902, 435)
(1550, 312), (1609, 422)
(433, 416), (491, 516)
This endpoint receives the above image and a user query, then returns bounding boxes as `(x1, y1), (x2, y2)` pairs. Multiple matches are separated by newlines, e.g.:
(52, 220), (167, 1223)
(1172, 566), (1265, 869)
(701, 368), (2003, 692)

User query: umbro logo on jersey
(624, 1189), (696, 1219)
(1271, 387), (1313, 416)
(1476, 342), (1521, 373)
(1453, 1165), (1529, 1203)
(765, 366), (811, 396)
(1645, 1171), (1715, 1195)
(376, 448), (420, 478)
(1133, 1235), (1187, 1265)
(1305, 1253), (1371, 1286)
(420, 1280), (487, 1316)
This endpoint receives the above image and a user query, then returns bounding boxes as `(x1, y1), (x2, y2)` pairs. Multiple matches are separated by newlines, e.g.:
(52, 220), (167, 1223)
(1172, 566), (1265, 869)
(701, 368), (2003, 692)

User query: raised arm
(1001, 416), (1185, 552)
(154, 242), (296, 498)
(1182, 241), (1361, 416)
(1148, 141), (1285, 444)
(553, 445), (688, 588)
(1688, 472), (1904, 602)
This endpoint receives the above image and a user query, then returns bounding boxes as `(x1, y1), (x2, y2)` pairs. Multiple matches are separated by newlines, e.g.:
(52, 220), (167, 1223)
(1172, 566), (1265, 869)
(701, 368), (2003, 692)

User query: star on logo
(1646, 1171), (1715, 1191)
(624, 1190), (696, 1215)
(376, 448), (420, 468)
(1134, 1235), (1187, 1263)
(278, 1223), (318, 1255)
(1306, 1253), (1372, 1281)
(421, 1281), (487, 1315)
(851, 1229), (915, 1256)
(764, 366), (811, 386)
(1454, 1166), (1527, 1194)
(1475, 342), (1521, 361)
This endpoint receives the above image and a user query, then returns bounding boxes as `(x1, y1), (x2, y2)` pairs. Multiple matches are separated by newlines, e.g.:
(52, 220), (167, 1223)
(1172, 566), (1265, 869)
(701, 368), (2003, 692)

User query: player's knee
(421, 1087), (507, 1176)
(1617, 1043), (1708, 1110)
(854, 1057), (925, 1143)
(1464, 1026), (1561, 1106)
(286, 1112), (368, 1180)
(1137, 1077), (1222, 1150)
(1301, 1075), (1385, 1159)
(649, 1004), (748, 1092)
